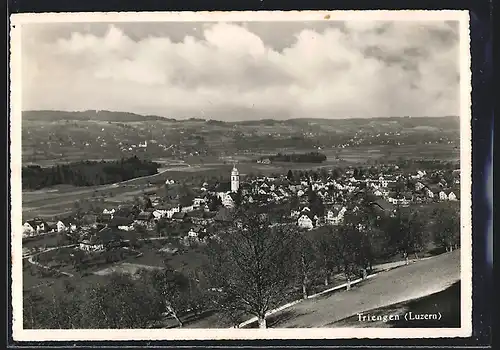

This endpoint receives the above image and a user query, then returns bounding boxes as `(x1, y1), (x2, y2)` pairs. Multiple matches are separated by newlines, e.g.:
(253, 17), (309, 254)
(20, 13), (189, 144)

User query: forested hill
(22, 156), (159, 190)
(23, 110), (459, 129)
(22, 110), (171, 122)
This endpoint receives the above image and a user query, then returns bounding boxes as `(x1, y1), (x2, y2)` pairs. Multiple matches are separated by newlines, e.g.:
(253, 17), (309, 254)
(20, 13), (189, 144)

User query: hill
(22, 110), (172, 122)
(22, 110), (459, 128)
(21, 110), (460, 166)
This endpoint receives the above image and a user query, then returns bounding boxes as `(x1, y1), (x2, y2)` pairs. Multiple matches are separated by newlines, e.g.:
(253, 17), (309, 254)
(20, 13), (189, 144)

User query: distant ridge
(22, 110), (459, 126)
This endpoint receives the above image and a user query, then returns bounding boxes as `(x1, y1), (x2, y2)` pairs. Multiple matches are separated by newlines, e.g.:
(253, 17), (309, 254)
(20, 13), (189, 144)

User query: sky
(21, 20), (460, 121)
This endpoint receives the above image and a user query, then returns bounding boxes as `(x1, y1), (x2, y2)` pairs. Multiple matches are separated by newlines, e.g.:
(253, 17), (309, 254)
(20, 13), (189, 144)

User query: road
(22, 162), (192, 215)
(26, 244), (77, 278)
(23, 237), (172, 278)
(264, 250), (460, 328)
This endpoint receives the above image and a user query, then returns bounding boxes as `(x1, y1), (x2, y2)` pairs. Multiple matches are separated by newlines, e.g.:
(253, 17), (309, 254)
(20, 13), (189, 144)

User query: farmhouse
(297, 212), (317, 230)
(109, 216), (135, 231)
(79, 228), (121, 252)
(56, 218), (77, 232)
(23, 218), (49, 236)
(188, 226), (206, 239)
(171, 212), (188, 222)
(439, 191), (448, 201)
(134, 211), (154, 227)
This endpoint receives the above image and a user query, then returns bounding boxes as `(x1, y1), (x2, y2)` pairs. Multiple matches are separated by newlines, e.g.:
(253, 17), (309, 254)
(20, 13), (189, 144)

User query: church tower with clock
(231, 164), (240, 193)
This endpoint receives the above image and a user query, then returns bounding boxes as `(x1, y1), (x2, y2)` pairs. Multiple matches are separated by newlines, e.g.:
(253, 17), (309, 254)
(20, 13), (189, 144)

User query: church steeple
(231, 162), (239, 193)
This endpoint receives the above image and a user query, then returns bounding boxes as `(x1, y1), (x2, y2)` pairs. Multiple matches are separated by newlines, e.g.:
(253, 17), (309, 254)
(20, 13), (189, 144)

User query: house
(166, 206), (181, 219)
(23, 218), (48, 236)
(222, 193), (236, 208)
(181, 205), (196, 213)
(134, 211), (154, 226)
(115, 206), (136, 219)
(153, 205), (171, 219)
(297, 213), (315, 230)
(426, 188), (434, 198)
(214, 182), (232, 197)
(109, 216), (135, 231)
(102, 208), (116, 217)
(79, 228), (121, 252)
(56, 218), (77, 232)
(171, 212), (188, 222)
(188, 226), (206, 239)
(45, 221), (57, 233)
(448, 192), (458, 201)
(439, 191), (448, 201)
(193, 197), (207, 207)
(415, 182), (425, 191)
(187, 210), (208, 225)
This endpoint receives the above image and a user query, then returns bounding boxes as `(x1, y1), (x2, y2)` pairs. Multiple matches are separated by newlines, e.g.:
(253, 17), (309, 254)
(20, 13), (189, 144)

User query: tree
(387, 208), (427, 262)
(286, 170), (294, 181)
(208, 195), (223, 211)
(137, 267), (191, 328)
(307, 186), (325, 217)
(78, 273), (163, 328)
(233, 188), (243, 208)
(330, 224), (362, 290)
(314, 230), (337, 286)
(292, 232), (318, 299)
(204, 209), (298, 329)
(432, 204), (460, 252)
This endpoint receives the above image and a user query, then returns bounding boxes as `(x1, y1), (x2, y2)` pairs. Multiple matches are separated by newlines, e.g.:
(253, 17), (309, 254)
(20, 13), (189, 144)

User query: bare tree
(204, 207), (298, 329)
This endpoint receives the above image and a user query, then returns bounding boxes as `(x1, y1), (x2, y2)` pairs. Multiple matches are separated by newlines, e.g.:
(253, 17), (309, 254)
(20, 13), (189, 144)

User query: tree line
(22, 156), (159, 190)
(24, 201), (459, 329)
(261, 152), (327, 163)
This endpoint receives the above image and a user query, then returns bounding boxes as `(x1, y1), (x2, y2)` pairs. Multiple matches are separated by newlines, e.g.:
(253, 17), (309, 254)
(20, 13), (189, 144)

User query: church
(215, 165), (240, 208)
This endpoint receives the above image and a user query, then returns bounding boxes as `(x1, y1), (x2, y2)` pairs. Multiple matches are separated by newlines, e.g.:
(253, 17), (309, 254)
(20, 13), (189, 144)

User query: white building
(448, 192), (457, 201)
(439, 191), (448, 201)
(56, 219), (77, 232)
(231, 165), (240, 193)
(103, 208), (116, 217)
(297, 214), (314, 230)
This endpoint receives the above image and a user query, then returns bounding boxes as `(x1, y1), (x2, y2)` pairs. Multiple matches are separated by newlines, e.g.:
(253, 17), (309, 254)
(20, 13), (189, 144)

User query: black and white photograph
(10, 10), (472, 341)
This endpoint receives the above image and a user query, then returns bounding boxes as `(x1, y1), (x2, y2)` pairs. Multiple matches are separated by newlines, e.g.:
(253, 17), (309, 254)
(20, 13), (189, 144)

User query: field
(22, 235), (207, 292)
(22, 142), (459, 220)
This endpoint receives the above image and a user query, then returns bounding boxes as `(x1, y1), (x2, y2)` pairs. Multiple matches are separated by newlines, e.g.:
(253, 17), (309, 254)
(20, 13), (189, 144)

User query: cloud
(21, 21), (460, 120)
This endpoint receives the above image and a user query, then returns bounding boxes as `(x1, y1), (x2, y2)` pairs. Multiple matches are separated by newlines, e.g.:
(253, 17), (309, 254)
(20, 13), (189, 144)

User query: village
(22, 161), (460, 257)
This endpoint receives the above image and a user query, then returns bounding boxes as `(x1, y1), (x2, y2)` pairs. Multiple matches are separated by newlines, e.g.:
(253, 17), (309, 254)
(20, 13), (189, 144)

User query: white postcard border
(10, 10), (472, 341)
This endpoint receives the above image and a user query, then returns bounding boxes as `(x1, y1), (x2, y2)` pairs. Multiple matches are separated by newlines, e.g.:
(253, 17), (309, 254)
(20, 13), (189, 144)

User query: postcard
(10, 10), (472, 341)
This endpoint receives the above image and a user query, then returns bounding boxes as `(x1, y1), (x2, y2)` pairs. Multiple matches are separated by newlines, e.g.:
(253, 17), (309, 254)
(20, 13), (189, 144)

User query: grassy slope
(332, 281), (461, 328)
(265, 249), (460, 328)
